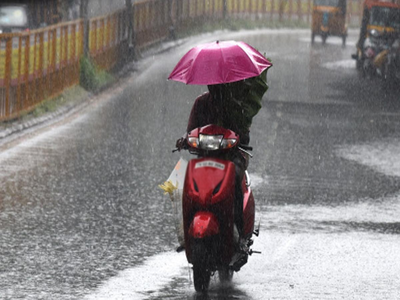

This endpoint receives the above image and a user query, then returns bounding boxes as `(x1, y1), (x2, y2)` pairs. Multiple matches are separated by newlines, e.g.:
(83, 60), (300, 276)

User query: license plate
(195, 161), (225, 170)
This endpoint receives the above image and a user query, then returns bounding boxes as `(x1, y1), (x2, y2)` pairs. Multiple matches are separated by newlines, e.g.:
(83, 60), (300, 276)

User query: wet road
(1, 29), (400, 299)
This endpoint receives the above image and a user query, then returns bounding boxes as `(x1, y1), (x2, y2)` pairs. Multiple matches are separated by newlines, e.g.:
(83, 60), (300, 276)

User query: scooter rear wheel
(192, 242), (212, 292)
(193, 264), (211, 292)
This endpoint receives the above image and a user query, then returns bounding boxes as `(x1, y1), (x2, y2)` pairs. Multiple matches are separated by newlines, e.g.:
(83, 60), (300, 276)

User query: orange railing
(0, 20), (83, 121)
(134, 0), (170, 48)
(89, 9), (128, 70)
(0, 0), (365, 122)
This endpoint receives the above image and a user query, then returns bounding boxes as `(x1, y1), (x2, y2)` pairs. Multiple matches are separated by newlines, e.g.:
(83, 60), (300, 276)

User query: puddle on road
(84, 252), (191, 300)
(336, 139), (400, 178)
(260, 138), (400, 235)
(260, 195), (400, 234)
(322, 59), (356, 71)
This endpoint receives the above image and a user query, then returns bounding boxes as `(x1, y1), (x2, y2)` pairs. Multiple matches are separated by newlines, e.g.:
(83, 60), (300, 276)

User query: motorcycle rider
(176, 71), (269, 239)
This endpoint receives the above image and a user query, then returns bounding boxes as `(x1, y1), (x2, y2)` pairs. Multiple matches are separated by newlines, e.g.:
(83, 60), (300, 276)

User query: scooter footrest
(231, 253), (248, 272)
(176, 245), (185, 253)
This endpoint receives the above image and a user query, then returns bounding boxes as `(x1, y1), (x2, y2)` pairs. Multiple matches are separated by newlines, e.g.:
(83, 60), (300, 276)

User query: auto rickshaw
(352, 0), (400, 71)
(311, 0), (348, 45)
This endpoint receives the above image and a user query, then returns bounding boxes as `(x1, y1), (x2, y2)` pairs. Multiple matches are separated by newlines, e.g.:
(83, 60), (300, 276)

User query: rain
(1, 1), (400, 299)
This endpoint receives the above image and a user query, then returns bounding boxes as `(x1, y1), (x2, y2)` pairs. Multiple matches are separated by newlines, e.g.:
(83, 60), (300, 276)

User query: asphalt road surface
(1, 29), (400, 299)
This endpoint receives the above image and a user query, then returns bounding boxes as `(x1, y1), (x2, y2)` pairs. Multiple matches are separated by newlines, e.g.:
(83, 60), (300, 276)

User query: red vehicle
(176, 124), (259, 292)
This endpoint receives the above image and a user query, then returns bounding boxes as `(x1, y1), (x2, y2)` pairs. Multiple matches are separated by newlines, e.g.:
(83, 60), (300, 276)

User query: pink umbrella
(168, 40), (272, 85)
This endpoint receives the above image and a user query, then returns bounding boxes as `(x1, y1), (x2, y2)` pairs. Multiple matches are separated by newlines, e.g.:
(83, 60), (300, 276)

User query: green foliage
(80, 55), (114, 92)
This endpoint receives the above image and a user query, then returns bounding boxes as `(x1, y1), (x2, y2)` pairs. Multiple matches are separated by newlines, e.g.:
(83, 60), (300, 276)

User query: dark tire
(218, 265), (234, 284)
(192, 242), (211, 292)
(322, 34), (327, 45)
(193, 264), (211, 292)
(363, 60), (375, 80)
(382, 63), (395, 89)
(356, 57), (362, 71)
(356, 56), (366, 79)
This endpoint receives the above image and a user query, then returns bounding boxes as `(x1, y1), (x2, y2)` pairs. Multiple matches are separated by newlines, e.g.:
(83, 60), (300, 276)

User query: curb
(0, 97), (92, 146)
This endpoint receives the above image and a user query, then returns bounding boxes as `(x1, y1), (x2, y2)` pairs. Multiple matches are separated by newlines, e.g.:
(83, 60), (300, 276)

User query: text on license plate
(195, 161), (225, 170)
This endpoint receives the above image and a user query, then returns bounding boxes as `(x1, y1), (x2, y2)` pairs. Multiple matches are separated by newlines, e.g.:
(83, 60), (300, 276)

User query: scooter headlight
(199, 134), (223, 150)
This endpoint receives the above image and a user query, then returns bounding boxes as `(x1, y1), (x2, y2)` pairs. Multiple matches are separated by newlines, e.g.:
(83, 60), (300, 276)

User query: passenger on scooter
(176, 73), (269, 238)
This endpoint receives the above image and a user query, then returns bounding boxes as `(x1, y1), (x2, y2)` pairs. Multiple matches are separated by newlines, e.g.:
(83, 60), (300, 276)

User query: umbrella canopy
(168, 40), (272, 85)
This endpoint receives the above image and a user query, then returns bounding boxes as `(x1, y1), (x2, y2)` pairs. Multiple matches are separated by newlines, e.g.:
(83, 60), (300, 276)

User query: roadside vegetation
(80, 55), (115, 92)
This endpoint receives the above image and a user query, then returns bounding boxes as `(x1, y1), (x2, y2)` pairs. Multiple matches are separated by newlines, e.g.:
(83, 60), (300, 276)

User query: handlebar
(238, 146), (253, 158)
(239, 144), (253, 151)
(173, 129), (253, 156)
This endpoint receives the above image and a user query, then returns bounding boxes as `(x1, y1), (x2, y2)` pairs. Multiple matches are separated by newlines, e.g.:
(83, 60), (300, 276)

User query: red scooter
(175, 124), (260, 292)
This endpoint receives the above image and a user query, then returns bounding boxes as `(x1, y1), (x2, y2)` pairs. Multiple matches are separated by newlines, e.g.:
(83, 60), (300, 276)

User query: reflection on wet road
(1, 29), (400, 299)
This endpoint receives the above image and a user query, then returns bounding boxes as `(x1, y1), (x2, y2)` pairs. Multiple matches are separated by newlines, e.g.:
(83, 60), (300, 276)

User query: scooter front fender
(188, 212), (219, 239)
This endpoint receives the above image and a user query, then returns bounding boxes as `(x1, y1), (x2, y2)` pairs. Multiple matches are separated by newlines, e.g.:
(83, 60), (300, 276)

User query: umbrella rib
(219, 44), (226, 83)
(237, 43), (261, 74)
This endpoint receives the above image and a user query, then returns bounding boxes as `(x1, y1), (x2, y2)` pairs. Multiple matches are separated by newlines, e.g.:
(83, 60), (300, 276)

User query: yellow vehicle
(352, 0), (400, 69)
(311, 0), (348, 45)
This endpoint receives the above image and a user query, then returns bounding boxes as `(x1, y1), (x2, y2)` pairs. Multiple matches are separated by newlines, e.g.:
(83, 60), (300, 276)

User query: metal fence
(89, 10), (128, 70)
(0, 0), (365, 121)
(0, 20), (83, 121)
